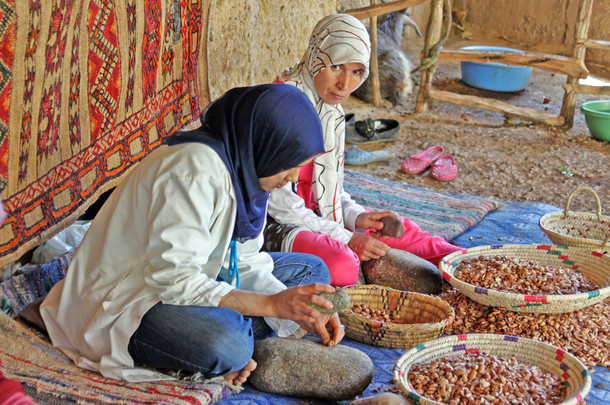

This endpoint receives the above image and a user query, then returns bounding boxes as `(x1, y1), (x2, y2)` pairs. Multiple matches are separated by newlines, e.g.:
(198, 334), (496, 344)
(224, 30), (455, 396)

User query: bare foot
(223, 358), (257, 386)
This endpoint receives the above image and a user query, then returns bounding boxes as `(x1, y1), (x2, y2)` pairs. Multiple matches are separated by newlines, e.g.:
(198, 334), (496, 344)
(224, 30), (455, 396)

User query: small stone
(594, 382), (606, 389)
(361, 249), (443, 294)
(380, 216), (404, 238)
(249, 337), (374, 401)
(349, 392), (408, 405)
(309, 289), (351, 314)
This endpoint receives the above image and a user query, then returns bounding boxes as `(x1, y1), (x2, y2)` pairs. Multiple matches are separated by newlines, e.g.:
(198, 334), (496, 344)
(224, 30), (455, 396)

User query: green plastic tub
(581, 100), (610, 142)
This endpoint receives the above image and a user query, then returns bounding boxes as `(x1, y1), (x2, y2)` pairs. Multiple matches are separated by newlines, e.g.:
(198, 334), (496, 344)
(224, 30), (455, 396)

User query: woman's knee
(269, 251), (331, 287)
(135, 305), (255, 376)
(292, 232), (359, 286)
(194, 310), (254, 374)
(327, 249), (360, 287)
(306, 254), (331, 285)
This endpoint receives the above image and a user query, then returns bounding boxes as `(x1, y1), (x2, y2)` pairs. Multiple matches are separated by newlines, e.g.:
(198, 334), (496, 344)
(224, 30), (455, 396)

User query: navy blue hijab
(165, 84), (325, 242)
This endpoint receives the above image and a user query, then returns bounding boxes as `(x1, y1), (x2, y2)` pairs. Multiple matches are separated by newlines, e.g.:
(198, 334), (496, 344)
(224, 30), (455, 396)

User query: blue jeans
(127, 252), (329, 378)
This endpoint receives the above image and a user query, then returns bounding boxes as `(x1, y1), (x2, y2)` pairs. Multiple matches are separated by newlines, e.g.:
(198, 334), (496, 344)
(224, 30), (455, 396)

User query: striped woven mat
(344, 171), (499, 241)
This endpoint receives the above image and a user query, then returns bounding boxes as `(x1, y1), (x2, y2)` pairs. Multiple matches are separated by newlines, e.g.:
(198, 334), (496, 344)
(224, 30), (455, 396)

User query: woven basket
(440, 243), (610, 313)
(338, 284), (454, 349)
(394, 333), (591, 405)
(539, 186), (610, 251)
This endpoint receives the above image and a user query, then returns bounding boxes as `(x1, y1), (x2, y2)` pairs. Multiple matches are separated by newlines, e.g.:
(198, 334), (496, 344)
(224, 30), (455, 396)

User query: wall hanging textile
(0, 0), (210, 267)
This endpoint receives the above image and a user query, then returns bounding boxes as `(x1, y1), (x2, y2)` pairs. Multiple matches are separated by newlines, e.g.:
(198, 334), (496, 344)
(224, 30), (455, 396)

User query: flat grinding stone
(249, 337), (374, 401)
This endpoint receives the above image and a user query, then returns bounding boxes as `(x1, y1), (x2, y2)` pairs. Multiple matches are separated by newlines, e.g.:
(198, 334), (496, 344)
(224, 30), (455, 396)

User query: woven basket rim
(439, 243), (610, 313)
(341, 284), (455, 322)
(393, 333), (591, 405)
(339, 284), (455, 349)
(540, 227), (610, 250)
(539, 186), (610, 249)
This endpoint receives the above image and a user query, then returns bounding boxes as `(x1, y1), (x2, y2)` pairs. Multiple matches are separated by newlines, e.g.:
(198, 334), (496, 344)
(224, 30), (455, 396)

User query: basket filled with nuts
(393, 333), (591, 405)
(338, 284), (454, 349)
(439, 243), (610, 313)
(539, 186), (610, 251)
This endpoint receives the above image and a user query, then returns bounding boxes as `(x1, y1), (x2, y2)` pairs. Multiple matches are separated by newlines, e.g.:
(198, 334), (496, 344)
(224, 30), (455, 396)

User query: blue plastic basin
(460, 46), (533, 92)
(581, 100), (610, 142)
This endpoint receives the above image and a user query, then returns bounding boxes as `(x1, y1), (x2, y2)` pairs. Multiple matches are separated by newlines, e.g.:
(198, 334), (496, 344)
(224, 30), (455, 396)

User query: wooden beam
(561, 0), (594, 127)
(438, 50), (589, 79)
(346, 0), (429, 20)
(582, 38), (610, 50)
(369, 1), (382, 107)
(415, 0), (443, 113)
(564, 83), (610, 96)
(429, 90), (565, 126)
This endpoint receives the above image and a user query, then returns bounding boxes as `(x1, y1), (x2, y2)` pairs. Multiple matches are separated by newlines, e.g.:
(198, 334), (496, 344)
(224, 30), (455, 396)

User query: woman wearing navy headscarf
(41, 84), (341, 385)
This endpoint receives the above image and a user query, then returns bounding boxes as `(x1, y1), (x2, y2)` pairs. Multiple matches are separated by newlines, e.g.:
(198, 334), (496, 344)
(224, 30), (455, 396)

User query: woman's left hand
(219, 283), (346, 345)
(271, 284), (345, 345)
(302, 312), (345, 346)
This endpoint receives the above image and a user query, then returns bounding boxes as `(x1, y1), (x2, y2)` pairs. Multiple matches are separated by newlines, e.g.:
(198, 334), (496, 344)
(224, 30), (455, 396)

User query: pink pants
(0, 359), (35, 405)
(291, 216), (460, 287)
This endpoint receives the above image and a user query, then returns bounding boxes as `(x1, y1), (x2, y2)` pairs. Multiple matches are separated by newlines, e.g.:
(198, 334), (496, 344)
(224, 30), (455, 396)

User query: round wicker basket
(539, 186), (610, 251)
(394, 333), (591, 405)
(439, 243), (610, 313)
(338, 284), (454, 349)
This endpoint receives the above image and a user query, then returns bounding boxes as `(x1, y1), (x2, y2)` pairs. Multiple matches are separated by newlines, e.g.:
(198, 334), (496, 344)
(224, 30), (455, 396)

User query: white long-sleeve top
(267, 182), (366, 247)
(40, 143), (296, 382)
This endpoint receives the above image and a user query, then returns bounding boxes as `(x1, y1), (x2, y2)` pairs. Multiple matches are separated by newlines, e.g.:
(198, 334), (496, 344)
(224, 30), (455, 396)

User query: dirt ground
(342, 39), (610, 216)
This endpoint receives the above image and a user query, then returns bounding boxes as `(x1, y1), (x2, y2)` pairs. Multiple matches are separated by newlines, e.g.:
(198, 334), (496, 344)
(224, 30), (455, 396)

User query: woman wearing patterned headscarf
(40, 84), (344, 385)
(266, 14), (460, 286)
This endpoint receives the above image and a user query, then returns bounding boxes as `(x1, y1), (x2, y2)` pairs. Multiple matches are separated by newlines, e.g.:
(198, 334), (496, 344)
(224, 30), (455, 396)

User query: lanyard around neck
(227, 240), (240, 289)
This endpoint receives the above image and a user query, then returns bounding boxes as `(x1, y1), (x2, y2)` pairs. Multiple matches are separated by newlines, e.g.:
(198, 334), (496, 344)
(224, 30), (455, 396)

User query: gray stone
(361, 249), (443, 294)
(308, 288), (351, 314)
(249, 337), (374, 401)
(380, 216), (404, 238)
(349, 392), (409, 405)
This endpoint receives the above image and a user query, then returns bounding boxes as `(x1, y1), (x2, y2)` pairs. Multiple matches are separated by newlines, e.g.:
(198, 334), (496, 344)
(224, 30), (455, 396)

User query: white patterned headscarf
(276, 14), (370, 224)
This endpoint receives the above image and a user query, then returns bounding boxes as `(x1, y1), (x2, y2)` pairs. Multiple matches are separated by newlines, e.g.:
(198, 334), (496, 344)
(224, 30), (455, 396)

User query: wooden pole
(560, 0), (594, 127)
(369, 0), (382, 107)
(430, 90), (565, 126)
(438, 50), (588, 78)
(582, 38), (610, 50)
(415, 0), (443, 113)
(564, 83), (610, 96)
(347, 0), (428, 20)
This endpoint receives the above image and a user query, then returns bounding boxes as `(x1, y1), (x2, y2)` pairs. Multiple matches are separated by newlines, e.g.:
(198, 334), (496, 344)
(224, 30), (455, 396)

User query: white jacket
(267, 182), (366, 249)
(40, 143), (296, 382)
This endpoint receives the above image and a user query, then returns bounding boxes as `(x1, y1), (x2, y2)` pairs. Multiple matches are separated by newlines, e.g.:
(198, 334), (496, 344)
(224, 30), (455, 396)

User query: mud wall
(204, 0), (431, 101)
(205, 1), (340, 100)
(203, 0), (608, 104)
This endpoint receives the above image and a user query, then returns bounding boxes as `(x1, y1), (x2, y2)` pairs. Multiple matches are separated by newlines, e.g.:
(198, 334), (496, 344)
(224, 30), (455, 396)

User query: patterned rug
(0, 254), (70, 315)
(344, 171), (499, 241)
(0, 254), (234, 404)
(0, 0), (210, 268)
(0, 311), (232, 404)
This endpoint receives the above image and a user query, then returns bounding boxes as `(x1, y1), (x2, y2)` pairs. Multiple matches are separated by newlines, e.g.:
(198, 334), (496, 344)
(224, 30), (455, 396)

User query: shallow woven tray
(394, 333), (591, 405)
(338, 284), (454, 349)
(539, 186), (610, 251)
(440, 243), (610, 313)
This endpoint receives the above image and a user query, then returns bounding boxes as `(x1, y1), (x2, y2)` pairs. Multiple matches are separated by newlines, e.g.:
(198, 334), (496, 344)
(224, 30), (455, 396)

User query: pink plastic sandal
(400, 146), (444, 174)
(430, 155), (457, 181)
